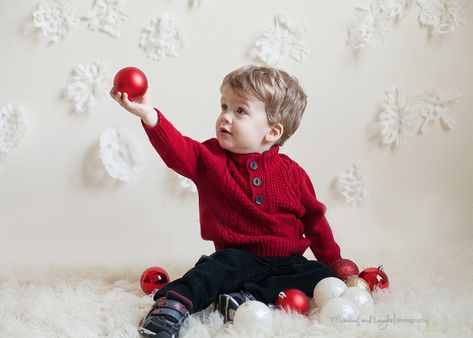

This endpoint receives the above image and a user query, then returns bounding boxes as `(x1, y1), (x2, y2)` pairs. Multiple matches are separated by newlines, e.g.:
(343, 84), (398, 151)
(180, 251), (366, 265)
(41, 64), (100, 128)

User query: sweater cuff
(321, 254), (342, 266)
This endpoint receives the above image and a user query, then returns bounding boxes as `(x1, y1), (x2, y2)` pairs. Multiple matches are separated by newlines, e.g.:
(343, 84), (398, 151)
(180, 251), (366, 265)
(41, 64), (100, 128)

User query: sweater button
(249, 161), (258, 170)
(252, 177), (262, 187)
(255, 195), (264, 205)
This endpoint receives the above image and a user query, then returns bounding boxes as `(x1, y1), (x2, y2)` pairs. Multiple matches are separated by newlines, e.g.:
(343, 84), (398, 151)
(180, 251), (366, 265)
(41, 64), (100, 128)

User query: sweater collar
(227, 145), (280, 169)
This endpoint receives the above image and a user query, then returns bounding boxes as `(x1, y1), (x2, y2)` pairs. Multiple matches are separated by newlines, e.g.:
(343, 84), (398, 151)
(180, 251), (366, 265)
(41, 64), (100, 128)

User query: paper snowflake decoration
(99, 128), (142, 182)
(347, 0), (413, 49)
(347, 4), (393, 49)
(85, 0), (129, 38)
(416, 90), (462, 132)
(0, 104), (27, 154)
(190, 0), (202, 8)
(378, 87), (461, 146)
(66, 60), (110, 115)
(337, 164), (369, 207)
(417, 0), (470, 34)
(378, 0), (413, 19)
(139, 12), (184, 61)
(348, 0), (469, 49)
(32, 0), (80, 43)
(379, 87), (420, 146)
(251, 14), (309, 66)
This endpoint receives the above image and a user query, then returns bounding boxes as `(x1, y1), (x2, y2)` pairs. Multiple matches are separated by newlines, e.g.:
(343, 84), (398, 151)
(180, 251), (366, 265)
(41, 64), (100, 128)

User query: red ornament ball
(140, 266), (170, 295)
(359, 265), (389, 292)
(275, 288), (310, 315)
(331, 258), (360, 281)
(113, 66), (148, 101)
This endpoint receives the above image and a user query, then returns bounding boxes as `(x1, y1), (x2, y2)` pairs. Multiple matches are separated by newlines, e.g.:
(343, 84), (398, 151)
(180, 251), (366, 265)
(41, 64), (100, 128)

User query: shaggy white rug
(1, 246), (473, 338)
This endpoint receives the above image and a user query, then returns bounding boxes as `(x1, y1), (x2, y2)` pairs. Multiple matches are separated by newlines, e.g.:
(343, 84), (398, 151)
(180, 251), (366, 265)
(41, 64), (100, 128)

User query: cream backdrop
(0, 0), (472, 267)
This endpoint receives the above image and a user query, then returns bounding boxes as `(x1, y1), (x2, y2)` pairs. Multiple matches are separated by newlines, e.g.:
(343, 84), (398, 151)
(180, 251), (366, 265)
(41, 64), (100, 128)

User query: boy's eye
(221, 104), (228, 111)
(236, 107), (246, 115)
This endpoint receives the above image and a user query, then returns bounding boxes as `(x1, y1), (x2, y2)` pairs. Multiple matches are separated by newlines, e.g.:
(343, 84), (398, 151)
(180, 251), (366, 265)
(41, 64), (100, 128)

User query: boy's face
(216, 85), (274, 154)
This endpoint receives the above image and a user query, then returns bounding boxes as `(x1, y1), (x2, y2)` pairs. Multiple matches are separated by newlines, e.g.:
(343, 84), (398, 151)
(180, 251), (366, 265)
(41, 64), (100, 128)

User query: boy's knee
(319, 261), (335, 278)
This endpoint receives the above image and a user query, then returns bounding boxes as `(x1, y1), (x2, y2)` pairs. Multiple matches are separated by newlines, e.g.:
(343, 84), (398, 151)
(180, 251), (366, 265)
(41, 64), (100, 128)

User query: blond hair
(220, 65), (307, 146)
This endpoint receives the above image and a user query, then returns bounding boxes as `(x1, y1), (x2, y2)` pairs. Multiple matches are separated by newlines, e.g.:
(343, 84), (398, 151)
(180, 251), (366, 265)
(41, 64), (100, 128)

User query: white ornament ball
(233, 300), (273, 331)
(340, 287), (374, 316)
(313, 277), (348, 308)
(319, 297), (360, 327)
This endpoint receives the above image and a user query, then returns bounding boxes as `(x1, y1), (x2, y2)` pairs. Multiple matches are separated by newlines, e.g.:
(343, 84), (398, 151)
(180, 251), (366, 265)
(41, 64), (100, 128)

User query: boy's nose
(221, 113), (231, 123)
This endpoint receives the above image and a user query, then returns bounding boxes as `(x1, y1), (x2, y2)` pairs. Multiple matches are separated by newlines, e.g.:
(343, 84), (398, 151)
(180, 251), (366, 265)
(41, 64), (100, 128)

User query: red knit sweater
(143, 109), (342, 264)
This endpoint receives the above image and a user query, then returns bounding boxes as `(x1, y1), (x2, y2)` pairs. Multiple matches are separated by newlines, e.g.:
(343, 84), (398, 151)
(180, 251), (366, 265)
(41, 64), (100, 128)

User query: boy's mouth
(220, 127), (232, 135)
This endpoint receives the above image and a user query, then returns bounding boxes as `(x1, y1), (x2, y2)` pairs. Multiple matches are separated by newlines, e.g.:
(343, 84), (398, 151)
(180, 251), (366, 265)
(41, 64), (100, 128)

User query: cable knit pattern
(142, 109), (341, 264)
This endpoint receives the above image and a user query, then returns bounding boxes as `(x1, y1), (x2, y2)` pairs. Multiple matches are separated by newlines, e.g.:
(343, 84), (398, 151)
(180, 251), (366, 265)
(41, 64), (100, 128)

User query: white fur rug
(1, 246), (473, 338)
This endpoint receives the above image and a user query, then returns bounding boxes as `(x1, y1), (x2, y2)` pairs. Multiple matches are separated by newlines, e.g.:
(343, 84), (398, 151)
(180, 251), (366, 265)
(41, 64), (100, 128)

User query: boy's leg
(153, 249), (273, 313)
(240, 256), (334, 304)
(140, 249), (272, 336)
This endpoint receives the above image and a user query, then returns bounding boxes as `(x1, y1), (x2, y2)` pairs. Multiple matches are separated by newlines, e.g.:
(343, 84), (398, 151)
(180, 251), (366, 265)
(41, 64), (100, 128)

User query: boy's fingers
(122, 92), (131, 105)
(111, 88), (119, 98)
(110, 88), (119, 100)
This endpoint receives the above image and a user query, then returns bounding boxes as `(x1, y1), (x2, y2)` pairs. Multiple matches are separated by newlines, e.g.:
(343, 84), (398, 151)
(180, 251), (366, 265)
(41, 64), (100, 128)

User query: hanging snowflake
(32, 0), (80, 43)
(85, 0), (129, 38)
(178, 174), (197, 193)
(347, 0), (412, 49)
(0, 104), (27, 155)
(417, 0), (470, 34)
(66, 60), (110, 115)
(251, 14), (309, 66)
(416, 90), (462, 132)
(139, 12), (184, 61)
(378, 87), (461, 146)
(190, 0), (202, 8)
(378, 0), (413, 19)
(348, 0), (469, 49)
(337, 164), (369, 208)
(99, 128), (142, 182)
(379, 87), (420, 146)
(347, 4), (393, 49)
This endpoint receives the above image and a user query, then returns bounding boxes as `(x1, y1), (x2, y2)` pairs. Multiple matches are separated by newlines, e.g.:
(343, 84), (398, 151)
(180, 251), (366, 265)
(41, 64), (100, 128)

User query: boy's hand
(110, 88), (158, 127)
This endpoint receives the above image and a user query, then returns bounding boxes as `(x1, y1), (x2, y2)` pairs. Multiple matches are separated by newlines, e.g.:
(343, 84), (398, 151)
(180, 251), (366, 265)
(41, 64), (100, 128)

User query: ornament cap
(378, 264), (385, 271)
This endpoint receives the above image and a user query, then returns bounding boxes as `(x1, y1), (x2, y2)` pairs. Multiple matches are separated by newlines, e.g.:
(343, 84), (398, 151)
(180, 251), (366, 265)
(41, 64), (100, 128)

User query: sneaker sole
(137, 326), (156, 336)
(138, 326), (176, 338)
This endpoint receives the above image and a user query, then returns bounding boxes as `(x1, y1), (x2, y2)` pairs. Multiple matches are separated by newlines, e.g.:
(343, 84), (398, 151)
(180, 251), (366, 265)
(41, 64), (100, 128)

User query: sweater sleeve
(300, 170), (342, 265)
(141, 108), (206, 182)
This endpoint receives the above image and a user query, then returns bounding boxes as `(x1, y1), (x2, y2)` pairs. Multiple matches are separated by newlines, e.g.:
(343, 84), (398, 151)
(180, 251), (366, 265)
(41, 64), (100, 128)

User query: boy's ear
(265, 123), (284, 144)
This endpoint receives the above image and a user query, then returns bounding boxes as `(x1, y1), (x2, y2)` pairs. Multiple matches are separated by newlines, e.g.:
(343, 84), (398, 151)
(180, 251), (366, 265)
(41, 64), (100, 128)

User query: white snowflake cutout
(99, 128), (142, 182)
(190, 0), (202, 9)
(85, 0), (129, 38)
(379, 87), (420, 146)
(416, 90), (461, 132)
(378, 87), (461, 146)
(378, 0), (413, 20)
(347, 0), (412, 49)
(139, 12), (184, 61)
(178, 174), (197, 193)
(0, 104), (27, 154)
(32, 0), (80, 43)
(417, 0), (470, 34)
(347, 5), (392, 49)
(66, 60), (110, 115)
(337, 164), (369, 208)
(251, 14), (309, 66)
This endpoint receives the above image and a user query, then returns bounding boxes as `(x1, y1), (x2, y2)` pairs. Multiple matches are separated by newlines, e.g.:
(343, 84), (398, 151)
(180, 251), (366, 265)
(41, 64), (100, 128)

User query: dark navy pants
(154, 249), (334, 313)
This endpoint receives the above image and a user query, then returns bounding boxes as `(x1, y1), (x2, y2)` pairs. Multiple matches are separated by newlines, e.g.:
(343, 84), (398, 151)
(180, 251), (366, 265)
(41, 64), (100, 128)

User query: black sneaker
(216, 291), (256, 322)
(138, 297), (189, 338)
